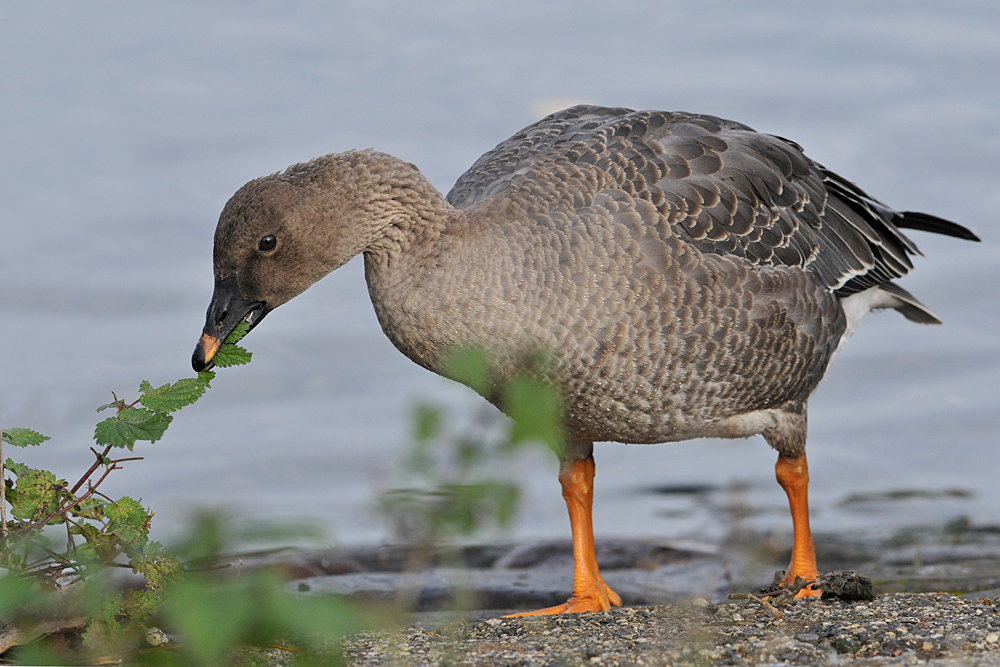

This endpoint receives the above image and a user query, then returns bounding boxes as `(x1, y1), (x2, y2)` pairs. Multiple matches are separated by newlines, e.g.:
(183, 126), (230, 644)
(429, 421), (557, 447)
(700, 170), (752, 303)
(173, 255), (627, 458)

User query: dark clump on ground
(343, 593), (1000, 666)
(819, 572), (877, 602)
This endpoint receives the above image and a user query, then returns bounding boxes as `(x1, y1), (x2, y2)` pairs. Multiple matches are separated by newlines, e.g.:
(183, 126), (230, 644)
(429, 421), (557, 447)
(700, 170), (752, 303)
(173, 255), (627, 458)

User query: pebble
(144, 627), (169, 647)
(343, 592), (1000, 666)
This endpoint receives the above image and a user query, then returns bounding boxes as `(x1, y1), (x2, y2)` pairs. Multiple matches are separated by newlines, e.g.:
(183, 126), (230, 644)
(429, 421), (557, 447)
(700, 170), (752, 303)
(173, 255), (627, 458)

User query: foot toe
(506, 587), (621, 617)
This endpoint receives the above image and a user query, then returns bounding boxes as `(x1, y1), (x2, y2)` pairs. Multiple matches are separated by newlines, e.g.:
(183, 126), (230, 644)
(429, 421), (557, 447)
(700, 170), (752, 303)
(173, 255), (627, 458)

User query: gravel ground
(217, 528), (1000, 666)
(343, 593), (1000, 666)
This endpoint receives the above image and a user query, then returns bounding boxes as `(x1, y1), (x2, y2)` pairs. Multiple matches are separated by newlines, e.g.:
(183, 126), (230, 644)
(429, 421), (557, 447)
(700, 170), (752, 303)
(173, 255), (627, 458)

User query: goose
(192, 105), (979, 615)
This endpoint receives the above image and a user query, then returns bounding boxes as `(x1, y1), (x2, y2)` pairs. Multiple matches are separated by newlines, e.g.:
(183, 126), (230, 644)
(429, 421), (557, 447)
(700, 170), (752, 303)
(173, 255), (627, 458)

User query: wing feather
(446, 105), (976, 297)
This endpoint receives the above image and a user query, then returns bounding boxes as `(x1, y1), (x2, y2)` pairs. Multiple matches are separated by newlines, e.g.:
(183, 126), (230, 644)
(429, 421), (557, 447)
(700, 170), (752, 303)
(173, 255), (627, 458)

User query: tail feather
(894, 211), (981, 242)
(877, 282), (942, 325)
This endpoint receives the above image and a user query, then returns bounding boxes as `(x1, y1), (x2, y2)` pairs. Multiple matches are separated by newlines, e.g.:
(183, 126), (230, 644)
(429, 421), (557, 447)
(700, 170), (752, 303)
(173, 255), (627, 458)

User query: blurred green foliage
(0, 336), (563, 663)
(379, 346), (565, 549)
(0, 327), (376, 665)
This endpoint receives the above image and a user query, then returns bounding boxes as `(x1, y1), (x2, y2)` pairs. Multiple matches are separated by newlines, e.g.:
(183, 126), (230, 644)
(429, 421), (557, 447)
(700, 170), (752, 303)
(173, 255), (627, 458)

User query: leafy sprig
(0, 326), (258, 658)
(213, 321), (253, 368)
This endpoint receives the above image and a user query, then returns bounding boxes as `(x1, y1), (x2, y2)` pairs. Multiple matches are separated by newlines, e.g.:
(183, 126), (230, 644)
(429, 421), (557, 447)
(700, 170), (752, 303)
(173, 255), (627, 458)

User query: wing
(447, 105), (636, 209)
(448, 105), (974, 297)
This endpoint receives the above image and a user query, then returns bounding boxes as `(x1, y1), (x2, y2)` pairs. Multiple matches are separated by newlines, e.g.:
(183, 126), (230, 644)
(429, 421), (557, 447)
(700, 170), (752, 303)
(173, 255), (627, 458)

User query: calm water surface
(1, 1), (998, 548)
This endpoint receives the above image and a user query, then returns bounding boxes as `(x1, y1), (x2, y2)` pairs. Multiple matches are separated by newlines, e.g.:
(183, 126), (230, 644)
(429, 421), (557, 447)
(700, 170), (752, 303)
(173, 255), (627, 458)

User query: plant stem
(66, 520), (74, 556)
(70, 445), (113, 495)
(16, 465), (121, 536)
(1, 428), (6, 539)
(108, 456), (144, 465)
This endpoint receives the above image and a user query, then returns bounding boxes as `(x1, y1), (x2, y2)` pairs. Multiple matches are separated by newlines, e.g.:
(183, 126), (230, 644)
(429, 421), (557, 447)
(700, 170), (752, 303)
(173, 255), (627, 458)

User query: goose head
(192, 151), (406, 371)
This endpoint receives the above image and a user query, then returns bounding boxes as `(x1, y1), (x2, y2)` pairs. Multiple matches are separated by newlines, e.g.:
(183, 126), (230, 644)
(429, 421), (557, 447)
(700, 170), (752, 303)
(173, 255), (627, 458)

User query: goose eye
(258, 235), (277, 252)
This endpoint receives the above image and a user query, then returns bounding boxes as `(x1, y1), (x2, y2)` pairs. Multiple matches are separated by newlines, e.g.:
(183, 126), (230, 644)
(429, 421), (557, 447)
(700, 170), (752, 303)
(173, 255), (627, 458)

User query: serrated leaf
(94, 408), (171, 450)
(4, 458), (28, 478)
(138, 372), (214, 413)
(105, 496), (150, 545)
(67, 496), (107, 521)
(225, 320), (251, 345)
(211, 321), (253, 367)
(213, 343), (252, 368)
(132, 541), (181, 592)
(1, 428), (50, 448)
(96, 402), (119, 412)
(6, 466), (64, 521)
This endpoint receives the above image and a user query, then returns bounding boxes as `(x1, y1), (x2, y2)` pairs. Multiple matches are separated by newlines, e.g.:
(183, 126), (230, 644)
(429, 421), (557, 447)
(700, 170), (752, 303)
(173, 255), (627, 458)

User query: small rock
(485, 618), (502, 627)
(795, 633), (819, 642)
(922, 641), (934, 651)
(986, 633), (999, 644)
(692, 597), (709, 607)
(831, 637), (858, 654)
(145, 627), (169, 647)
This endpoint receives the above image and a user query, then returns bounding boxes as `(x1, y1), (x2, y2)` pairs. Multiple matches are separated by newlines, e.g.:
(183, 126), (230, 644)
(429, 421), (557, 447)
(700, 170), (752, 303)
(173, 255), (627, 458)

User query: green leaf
(6, 466), (64, 521)
(266, 573), (368, 640)
(131, 541), (181, 592)
(505, 376), (565, 456)
(100, 590), (124, 627)
(119, 589), (163, 625)
(94, 408), (171, 450)
(210, 321), (254, 367)
(490, 483), (520, 527)
(1, 427), (50, 448)
(105, 496), (150, 545)
(225, 320), (251, 345)
(0, 575), (40, 623)
(138, 371), (215, 413)
(455, 438), (483, 470)
(412, 405), (442, 443)
(166, 571), (366, 663)
(66, 496), (107, 521)
(213, 343), (252, 368)
(444, 346), (492, 395)
(96, 401), (119, 412)
(5, 458), (28, 478)
(166, 576), (255, 665)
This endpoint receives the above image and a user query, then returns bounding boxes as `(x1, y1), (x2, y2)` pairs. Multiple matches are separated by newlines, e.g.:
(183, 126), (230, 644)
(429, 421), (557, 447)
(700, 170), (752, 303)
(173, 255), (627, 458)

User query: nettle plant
(0, 323), (252, 625)
(0, 329), (564, 663)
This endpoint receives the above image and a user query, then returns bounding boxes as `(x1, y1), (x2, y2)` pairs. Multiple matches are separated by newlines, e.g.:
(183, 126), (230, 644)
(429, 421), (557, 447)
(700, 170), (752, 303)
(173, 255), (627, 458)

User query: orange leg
(508, 457), (622, 616)
(775, 454), (821, 597)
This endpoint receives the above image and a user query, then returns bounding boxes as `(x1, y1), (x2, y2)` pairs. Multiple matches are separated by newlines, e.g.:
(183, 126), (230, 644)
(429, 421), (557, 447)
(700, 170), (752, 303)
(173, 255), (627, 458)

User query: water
(2, 0), (998, 548)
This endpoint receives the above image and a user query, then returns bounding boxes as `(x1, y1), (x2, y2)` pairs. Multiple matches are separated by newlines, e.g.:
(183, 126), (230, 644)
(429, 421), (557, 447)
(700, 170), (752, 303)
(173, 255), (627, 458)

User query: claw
(506, 579), (621, 617)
